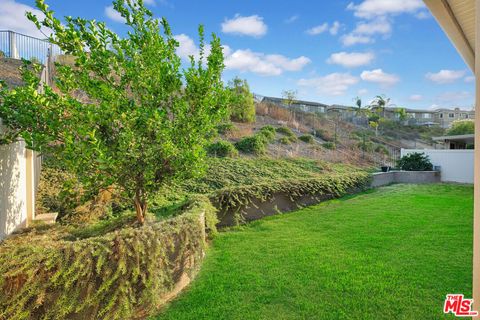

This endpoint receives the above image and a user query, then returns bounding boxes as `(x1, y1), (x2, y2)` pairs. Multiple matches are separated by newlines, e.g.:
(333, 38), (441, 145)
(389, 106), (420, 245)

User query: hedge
(0, 196), (217, 320)
(211, 170), (371, 214)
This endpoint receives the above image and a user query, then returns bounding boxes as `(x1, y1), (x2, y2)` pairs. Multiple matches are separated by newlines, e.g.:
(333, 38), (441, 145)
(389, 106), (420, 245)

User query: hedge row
(0, 196), (217, 320)
(211, 170), (371, 214)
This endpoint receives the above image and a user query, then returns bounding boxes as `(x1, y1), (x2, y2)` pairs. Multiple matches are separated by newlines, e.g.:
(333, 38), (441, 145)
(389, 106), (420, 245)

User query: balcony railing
(0, 30), (62, 65)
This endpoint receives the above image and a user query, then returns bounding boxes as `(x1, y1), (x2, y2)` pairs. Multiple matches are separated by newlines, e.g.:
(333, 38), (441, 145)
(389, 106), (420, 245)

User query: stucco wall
(401, 149), (474, 183)
(0, 140), (28, 239)
(371, 171), (441, 188)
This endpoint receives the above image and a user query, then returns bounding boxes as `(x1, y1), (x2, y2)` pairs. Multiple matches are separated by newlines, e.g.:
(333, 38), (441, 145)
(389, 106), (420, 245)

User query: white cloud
(329, 21), (341, 35)
(360, 69), (400, 86)
(353, 17), (391, 35)
(225, 50), (310, 76)
(0, 0), (49, 38)
(347, 0), (425, 19)
(105, 5), (125, 23)
(327, 51), (374, 68)
(425, 69), (466, 84)
(358, 88), (368, 95)
(221, 14), (267, 37)
(341, 33), (374, 46)
(306, 21), (342, 36)
(174, 34), (310, 76)
(298, 73), (359, 96)
(306, 23), (329, 35)
(408, 94), (423, 101)
(464, 76), (475, 83)
(285, 15), (299, 24)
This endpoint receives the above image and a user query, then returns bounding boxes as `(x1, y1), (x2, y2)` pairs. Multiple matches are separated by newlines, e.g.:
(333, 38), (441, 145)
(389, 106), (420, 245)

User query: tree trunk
(134, 193), (147, 224)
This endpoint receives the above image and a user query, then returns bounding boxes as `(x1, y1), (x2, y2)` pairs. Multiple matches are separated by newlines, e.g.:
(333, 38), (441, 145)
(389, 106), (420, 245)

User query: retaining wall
(371, 171), (441, 188)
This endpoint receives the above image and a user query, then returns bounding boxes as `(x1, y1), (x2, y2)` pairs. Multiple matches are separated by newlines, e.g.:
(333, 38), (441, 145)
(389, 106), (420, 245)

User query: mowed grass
(155, 184), (473, 320)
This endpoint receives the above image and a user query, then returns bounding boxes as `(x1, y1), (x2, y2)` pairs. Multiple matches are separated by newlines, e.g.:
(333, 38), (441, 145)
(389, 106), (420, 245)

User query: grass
(155, 184), (473, 319)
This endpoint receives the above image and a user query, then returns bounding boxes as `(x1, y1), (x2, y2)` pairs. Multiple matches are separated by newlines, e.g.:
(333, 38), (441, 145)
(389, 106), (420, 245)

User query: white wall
(0, 140), (28, 239)
(401, 149), (474, 184)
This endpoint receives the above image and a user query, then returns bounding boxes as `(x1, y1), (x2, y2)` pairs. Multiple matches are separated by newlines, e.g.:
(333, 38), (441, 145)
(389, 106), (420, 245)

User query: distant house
(260, 96), (328, 114)
(432, 134), (474, 149)
(257, 94), (475, 129)
(384, 107), (474, 128)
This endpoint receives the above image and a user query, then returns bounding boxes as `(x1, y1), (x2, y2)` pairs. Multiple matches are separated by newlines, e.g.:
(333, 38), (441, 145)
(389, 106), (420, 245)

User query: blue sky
(0, 0), (475, 110)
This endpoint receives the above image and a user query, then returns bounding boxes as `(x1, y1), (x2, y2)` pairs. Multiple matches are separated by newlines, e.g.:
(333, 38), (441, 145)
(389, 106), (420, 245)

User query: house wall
(401, 149), (474, 183)
(0, 140), (28, 239)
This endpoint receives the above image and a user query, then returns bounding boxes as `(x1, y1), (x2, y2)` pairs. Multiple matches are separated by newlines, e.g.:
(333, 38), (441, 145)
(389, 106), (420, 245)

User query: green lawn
(155, 184), (473, 320)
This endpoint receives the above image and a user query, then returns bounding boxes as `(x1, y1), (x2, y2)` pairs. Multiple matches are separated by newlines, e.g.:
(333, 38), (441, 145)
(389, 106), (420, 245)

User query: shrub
(447, 119), (474, 135)
(312, 129), (333, 142)
(397, 152), (433, 171)
(276, 126), (295, 137)
(0, 197), (217, 320)
(227, 77), (256, 123)
(206, 140), (238, 157)
(235, 135), (267, 155)
(357, 141), (374, 152)
(279, 136), (292, 145)
(299, 134), (314, 144)
(322, 142), (336, 150)
(216, 123), (235, 135)
(375, 144), (389, 155)
(258, 125), (276, 142)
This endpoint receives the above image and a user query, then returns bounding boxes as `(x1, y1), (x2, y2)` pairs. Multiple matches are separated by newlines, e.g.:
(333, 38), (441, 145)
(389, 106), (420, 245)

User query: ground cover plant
(156, 184), (473, 319)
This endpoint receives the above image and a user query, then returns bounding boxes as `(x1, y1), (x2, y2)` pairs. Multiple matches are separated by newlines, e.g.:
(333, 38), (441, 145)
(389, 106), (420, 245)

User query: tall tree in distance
(0, 0), (229, 224)
(227, 77), (255, 123)
(282, 89), (297, 108)
(371, 95), (391, 118)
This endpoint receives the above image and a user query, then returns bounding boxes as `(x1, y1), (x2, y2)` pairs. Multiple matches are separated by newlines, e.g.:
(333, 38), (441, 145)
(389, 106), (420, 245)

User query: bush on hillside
(227, 77), (256, 123)
(375, 144), (389, 155)
(299, 134), (314, 144)
(322, 142), (336, 150)
(258, 125), (276, 142)
(312, 129), (334, 142)
(279, 136), (293, 145)
(397, 152), (433, 171)
(276, 126), (295, 137)
(235, 135), (267, 155)
(206, 140), (238, 157)
(216, 123), (236, 135)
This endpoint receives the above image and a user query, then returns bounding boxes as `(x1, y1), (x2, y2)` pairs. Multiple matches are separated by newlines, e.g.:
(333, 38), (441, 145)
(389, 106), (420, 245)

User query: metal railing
(0, 30), (62, 65)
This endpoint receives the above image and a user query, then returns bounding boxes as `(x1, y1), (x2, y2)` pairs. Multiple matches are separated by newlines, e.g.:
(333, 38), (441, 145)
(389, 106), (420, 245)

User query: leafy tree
(369, 120), (379, 136)
(0, 0), (229, 224)
(227, 77), (255, 123)
(447, 119), (474, 135)
(395, 107), (408, 121)
(352, 96), (370, 118)
(281, 89), (297, 107)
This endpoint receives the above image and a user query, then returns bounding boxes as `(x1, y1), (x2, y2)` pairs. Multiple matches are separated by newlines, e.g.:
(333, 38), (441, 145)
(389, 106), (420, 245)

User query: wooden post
(474, 0), (480, 315)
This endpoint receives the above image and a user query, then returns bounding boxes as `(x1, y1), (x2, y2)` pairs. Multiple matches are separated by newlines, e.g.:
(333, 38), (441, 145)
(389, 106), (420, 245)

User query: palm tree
(351, 96), (371, 123)
(371, 95), (391, 118)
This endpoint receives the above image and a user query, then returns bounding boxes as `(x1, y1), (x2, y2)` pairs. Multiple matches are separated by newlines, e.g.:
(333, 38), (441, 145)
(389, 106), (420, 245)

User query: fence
(401, 149), (474, 183)
(0, 30), (62, 65)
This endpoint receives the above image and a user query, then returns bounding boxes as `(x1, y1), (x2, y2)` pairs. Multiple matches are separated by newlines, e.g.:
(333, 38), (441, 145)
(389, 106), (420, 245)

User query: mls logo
(444, 294), (478, 317)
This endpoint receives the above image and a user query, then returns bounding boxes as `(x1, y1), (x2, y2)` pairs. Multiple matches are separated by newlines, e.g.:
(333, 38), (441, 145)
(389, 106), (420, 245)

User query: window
(439, 113), (443, 118)
(449, 113), (455, 118)
(422, 113), (431, 119)
(464, 113), (469, 119)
